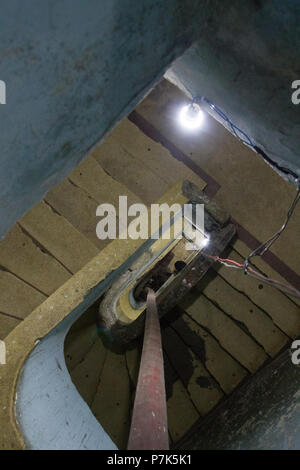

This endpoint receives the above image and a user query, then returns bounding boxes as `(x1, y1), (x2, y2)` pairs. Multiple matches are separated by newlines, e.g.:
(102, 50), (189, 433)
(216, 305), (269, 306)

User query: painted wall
(16, 306), (117, 450)
(0, 1), (299, 240)
(0, 0), (214, 239)
(15, 233), (157, 449)
(167, 0), (300, 185)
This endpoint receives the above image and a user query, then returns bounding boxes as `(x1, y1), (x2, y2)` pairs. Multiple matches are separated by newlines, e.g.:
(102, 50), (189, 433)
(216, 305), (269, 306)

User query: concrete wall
(167, 0), (300, 185)
(0, 0), (214, 239)
(0, 1), (299, 240)
(16, 305), (117, 450)
(179, 347), (300, 450)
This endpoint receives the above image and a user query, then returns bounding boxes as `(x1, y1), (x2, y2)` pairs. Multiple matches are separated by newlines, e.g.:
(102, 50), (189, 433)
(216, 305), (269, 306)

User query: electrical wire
(244, 188), (300, 273)
(189, 94), (300, 297)
(209, 255), (300, 299)
(193, 96), (255, 147)
(192, 95), (300, 184)
(206, 187), (300, 299)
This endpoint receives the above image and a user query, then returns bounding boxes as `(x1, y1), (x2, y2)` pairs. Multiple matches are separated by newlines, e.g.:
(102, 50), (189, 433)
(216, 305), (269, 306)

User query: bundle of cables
(209, 164), (300, 299)
(207, 177), (300, 299)
(208, 253), (300, 299)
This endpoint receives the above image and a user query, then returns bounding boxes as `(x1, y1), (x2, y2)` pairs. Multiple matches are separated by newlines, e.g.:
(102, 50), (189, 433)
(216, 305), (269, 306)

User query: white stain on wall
(0, 340), (6, 364)
(0, 80), (6, 104)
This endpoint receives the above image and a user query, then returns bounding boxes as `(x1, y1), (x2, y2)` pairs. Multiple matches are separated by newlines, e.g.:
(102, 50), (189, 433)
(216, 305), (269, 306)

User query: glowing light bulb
(179, 103), (204, 130)
(202, 236), (209, 247)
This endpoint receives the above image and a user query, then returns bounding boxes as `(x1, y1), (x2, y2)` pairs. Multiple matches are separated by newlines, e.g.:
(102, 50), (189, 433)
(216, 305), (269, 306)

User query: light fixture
(179, 102), (204, 130)
(202, 235), (210, 247)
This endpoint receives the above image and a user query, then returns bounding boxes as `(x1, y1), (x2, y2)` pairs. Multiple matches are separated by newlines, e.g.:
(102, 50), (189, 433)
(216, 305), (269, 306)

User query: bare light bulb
(202, 236), (209, 247)
(179, 103), (204, 130)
